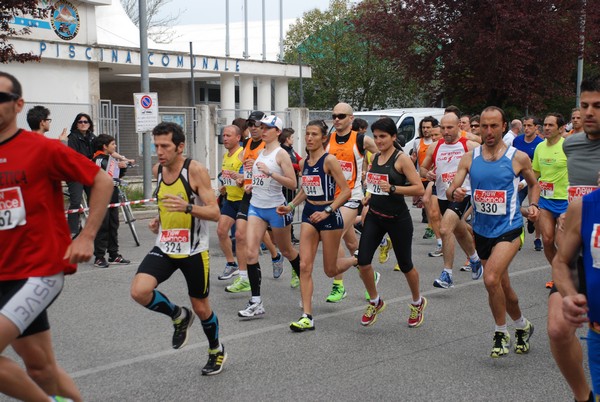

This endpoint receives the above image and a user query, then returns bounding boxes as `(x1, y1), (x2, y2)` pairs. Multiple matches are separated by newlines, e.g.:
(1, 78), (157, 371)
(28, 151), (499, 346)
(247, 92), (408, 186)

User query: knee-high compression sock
(145, 289), (179, 318)
(290, 255), (300, 277)
(247, 262), (262, 297)
(201, 312), (220, 350)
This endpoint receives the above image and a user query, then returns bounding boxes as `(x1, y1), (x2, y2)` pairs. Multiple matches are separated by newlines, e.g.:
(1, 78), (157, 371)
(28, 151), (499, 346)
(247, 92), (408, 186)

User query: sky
(157, 0), (337, 25)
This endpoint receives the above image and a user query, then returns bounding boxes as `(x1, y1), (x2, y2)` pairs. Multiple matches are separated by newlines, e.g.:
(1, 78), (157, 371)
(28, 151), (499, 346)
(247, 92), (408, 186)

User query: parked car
(354, 108), (445, 153)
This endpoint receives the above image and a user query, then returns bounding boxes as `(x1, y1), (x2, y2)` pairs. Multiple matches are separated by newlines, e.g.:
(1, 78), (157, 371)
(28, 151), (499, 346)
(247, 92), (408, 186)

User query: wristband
(530, 203), (540, 210)
(288, 202), (295, 211)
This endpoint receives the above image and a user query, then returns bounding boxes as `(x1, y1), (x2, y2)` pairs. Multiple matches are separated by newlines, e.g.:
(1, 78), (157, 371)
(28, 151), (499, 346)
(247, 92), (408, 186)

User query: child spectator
(92, 134), (131, 267)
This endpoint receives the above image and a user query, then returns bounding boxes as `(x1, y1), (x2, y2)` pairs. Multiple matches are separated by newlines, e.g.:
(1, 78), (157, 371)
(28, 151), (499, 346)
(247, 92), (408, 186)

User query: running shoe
(365, 271), (381, 301)
(238, 300), (265, 319)
(433, 270), (454, 289)
(422, 227), (435, 239)
(225, 276), (251, 293)
(545, 280), (554, 289)
(407, 297), (428, 328)
(515, 320), (534, 354)
(459, 258), (471, 272)
(272, 253), (284, 279)
(490, 331), (510, 358)
(108, 255), (130, 264)
(172, 307), (194, 349)
(428, 245), (443, 257)
(527, 219), (535, 234)
(290, 316), (315, 332)
(218, 263), (239, 280)
(202, 345), (227, 376)
(534, 238), (543, 251)
(326, 283), (347, 303)
(361, 298), (386, 326)
(50, 397), (74, 402)
(379, 237), (391, 264)
(290, 269), (300, 288)
(291, 236), (300, 245)
(394, 264), (400, 271)
(94, 257), (109, 268)
(470, 259), (483, 280)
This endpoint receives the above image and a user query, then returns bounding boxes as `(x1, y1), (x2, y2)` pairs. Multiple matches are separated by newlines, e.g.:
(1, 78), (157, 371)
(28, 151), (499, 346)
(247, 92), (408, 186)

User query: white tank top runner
(434, 140), (471, 200)
(250, 147), (286, 208)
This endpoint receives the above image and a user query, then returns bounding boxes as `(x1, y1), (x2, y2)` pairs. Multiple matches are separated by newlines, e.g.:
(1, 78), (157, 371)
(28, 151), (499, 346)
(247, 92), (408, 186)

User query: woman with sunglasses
(356, 117), (427, 328)
(277, 120), (351, 332)
(66, 113), (96, 238)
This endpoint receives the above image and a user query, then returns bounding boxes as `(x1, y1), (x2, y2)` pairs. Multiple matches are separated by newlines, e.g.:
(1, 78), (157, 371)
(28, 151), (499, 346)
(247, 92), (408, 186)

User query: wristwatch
(389, 185), (396, 195)
(185, 204), (193, 214)
(324, 205), (334, 215)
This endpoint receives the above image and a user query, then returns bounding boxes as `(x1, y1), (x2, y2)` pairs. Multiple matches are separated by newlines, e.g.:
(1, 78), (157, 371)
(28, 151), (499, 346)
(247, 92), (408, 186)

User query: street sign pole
(139, 0), (152, 199)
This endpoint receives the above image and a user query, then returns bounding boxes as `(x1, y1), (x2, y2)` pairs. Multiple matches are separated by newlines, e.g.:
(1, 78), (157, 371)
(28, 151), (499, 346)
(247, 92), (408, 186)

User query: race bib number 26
(366, 172), (389, 196)
(0, 187), (27, 230)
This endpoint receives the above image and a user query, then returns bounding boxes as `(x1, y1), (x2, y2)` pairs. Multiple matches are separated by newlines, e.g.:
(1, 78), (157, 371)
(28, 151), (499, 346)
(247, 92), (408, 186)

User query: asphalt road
(2, 206), (589, 401)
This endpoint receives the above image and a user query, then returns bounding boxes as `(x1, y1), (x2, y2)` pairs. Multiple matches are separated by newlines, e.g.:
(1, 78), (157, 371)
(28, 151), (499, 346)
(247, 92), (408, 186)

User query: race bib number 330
(0, 187), (27, 230)
(474, 189), (507, 215)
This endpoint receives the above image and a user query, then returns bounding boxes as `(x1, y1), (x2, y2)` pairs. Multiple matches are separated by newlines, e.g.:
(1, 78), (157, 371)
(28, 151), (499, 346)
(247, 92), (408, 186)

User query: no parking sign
(134, 92), (159, 133)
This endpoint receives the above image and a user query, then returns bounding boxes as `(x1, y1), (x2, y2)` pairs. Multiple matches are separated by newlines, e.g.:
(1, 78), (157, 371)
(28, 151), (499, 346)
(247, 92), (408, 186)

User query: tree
(0, 1), (49, 63)
(284, 0), (423, 110)
(355, 0), (600, 115)
(120, 0), (181, 43)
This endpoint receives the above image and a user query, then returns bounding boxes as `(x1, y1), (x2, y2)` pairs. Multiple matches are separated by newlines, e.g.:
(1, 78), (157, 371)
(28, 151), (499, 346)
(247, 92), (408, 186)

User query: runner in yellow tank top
(130, 122), (227, 376)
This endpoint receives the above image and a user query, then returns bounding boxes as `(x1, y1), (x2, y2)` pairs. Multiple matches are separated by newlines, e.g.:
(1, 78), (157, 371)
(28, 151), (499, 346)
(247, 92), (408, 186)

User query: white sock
(514, 316), (527, 329)
(370, 296), (380, 305)
(239, 270), (248, 280)
(250, 296), (261, 303)
(437, 238), (442, 247)
(412, 297), (422, 306)
(495, 324), (508, 334)
(469, 252), (480, 262)
(443, 268), (453, 275)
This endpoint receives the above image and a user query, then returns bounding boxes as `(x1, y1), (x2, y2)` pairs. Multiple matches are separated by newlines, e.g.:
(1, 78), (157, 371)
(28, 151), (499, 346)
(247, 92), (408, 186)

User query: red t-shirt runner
(0, 130), (100, 280)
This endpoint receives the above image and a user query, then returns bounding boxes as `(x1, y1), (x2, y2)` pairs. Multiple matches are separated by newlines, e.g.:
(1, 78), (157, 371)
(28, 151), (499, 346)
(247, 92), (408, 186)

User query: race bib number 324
(0, 187), (27, 230)
(159, 228), (191, 255)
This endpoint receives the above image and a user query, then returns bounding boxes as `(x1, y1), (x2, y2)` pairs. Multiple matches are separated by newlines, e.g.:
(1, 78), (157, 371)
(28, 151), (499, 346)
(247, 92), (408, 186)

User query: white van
(354, 108), (445, 154)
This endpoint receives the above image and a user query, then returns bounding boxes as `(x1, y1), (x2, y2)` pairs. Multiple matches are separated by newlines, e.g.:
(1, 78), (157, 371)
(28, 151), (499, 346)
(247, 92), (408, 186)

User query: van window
(399, 117), (415, 143)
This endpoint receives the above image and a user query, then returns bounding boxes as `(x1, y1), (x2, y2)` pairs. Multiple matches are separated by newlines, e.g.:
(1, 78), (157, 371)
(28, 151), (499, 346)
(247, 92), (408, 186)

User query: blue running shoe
(470, 259), (483, 280)
(433, 270), (453, 289)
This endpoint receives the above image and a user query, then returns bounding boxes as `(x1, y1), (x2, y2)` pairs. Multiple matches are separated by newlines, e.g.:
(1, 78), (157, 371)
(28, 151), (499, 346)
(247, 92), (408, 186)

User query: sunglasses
(77, 120), (90, 124)
(470, 124), (480, 128)
(44, 119), (52, 123)
(0, 92), (20, 103)
(247, 120), (261, 127)
(331, 114), (348, 120)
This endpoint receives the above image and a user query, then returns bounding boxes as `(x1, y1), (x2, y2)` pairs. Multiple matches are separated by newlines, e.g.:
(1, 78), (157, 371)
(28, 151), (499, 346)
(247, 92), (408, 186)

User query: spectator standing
(66, 113), (97, 237)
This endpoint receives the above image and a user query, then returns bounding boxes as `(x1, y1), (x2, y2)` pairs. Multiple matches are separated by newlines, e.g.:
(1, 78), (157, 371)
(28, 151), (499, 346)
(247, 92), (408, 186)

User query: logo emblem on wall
(51, 0), (79, 40)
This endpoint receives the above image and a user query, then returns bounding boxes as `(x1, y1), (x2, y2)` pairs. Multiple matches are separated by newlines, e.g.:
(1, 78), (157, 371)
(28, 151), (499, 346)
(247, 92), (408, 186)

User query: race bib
(441, 171), (456, 184)
(221, 170), (237, 187)
(0, 187), (27, 230)
(106, 155), (120, 179)
(159, 228), (190, 255)
(473, 189), (507, 215)
(339, 160), (354, 181)
(366, 172), (389, 196)
(568, 185), (598, 203)
(539, 181), (554, 198)
(592, 223), (600, 269)
(243, 169), (253, 181)
(302, 175), (324, 197)
(252, 173), (271, 188)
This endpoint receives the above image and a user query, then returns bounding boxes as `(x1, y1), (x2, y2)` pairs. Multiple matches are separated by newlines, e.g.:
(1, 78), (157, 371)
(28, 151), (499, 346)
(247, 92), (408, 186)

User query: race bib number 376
(0, 187), (27, 230)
